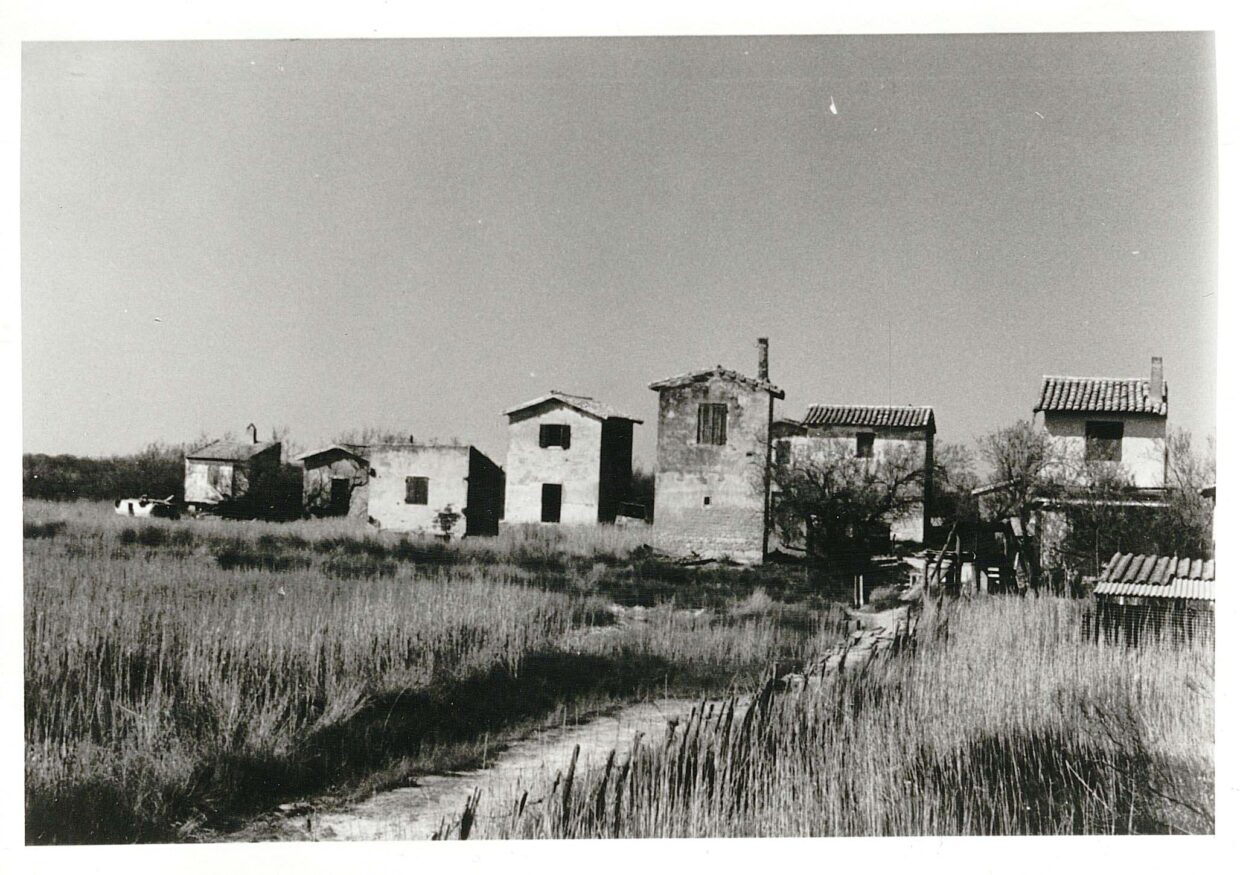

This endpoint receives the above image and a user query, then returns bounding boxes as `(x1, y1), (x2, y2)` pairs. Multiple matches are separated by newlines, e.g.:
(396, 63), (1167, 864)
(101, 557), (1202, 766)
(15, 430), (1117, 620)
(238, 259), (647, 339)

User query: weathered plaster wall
(1040, 412), (1166, 489)
(303, 453), (369, 517)
(505, 403), (604, 525)
(367, 446), (471, 536)
(652, 379), (772, 562)
(184, 459), (235, 504)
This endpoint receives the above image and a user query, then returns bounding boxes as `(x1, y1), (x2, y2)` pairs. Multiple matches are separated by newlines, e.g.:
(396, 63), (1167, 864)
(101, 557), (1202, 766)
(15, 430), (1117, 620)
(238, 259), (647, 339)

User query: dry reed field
(23, 500), (832, 844)
(471, 596), (1214, 838)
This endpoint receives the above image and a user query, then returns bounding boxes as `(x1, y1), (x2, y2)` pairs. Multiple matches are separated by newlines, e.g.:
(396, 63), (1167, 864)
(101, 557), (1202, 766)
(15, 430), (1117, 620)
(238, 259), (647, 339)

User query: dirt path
(234, 698), (727, 842)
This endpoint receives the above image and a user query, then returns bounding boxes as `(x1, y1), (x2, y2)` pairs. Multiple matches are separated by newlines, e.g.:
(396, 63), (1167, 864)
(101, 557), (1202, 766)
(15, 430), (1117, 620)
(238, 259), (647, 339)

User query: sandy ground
(234, 698), (726, 842)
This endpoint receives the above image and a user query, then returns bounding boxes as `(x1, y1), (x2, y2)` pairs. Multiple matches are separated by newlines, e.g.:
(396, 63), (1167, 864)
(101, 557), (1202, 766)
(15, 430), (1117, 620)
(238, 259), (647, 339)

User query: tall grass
(24, 501), (833, 843)
(474, 596), (1214, 838)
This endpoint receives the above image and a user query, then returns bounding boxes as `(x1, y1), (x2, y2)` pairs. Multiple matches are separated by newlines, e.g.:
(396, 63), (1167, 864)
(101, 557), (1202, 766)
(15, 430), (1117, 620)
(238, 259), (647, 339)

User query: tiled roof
(186, 440), (280, 462)
(801, 405), (934, 429)
(648, 366), (785, 399)
(503, 391), (643, 423)
(1035, 376), (1167, 415)
(1093, 552), (1215, 600)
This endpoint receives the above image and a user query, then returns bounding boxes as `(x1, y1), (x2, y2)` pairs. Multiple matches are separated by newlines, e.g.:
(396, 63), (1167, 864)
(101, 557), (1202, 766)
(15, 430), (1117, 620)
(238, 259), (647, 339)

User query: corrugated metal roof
(1093, 578), (1215, 600)
(503, 391), (643, 422)
(186, 440), (279, 462)
(1034, 376), (1167, 415)
(648, 366), (785, 399)
(1094, 551), (1214, 601)
(801, 404), (934, 429)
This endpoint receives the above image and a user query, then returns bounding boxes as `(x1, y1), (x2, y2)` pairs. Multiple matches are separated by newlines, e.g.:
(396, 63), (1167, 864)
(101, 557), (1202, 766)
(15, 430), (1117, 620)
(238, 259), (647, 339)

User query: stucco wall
(652, 379), (773, 562)
(184, 459), (235, 504)
(505, 403), (604, 525)
(367, 446), (471, 536)
(1040, 412), (1166, 489)
(303, 454), (369, 517)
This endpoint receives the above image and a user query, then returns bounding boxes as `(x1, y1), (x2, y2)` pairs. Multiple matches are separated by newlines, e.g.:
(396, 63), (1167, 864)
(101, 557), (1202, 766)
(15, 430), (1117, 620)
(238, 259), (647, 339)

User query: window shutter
(697, 404), (728, 445)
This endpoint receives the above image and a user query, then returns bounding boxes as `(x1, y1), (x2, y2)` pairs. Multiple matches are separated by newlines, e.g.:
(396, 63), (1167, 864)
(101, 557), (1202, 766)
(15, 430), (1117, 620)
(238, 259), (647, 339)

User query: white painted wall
(504, 403), (603, 525)
(367, 446), (471, 536)
(1039, 412), (1166, 489)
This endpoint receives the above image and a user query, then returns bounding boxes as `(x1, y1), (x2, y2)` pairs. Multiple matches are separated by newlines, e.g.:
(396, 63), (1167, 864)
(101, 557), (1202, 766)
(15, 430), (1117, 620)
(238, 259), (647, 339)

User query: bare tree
(767, 439), (926, 568)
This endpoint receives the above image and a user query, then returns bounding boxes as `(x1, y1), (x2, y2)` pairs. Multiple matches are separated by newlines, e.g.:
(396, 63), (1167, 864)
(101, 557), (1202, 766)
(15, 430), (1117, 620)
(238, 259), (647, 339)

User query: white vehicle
(114, 495), (180, 519)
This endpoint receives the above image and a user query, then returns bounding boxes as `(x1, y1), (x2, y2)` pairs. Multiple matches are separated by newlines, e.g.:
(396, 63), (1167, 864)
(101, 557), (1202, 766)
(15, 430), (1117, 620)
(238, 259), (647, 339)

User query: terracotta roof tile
(1093, 551), (1215, 600)
(800, 405), (934, 429)
(1034, 376), (1167, 415)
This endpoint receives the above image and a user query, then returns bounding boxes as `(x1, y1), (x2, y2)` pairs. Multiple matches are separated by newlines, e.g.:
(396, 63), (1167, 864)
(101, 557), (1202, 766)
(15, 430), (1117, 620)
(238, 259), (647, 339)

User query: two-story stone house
(649, 339), (784, 563)
(502, 391), (641, 525)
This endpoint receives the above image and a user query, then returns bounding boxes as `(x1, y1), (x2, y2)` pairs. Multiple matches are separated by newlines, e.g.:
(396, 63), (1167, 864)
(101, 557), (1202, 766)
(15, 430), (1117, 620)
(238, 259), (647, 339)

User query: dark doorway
(330, 478), (351, 515)
(541, 483), (562, 523)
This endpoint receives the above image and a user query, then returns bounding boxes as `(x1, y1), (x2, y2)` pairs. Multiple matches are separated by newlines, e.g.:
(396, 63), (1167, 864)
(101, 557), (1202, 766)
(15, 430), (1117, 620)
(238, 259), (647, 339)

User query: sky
(20, 33), (1217, 468)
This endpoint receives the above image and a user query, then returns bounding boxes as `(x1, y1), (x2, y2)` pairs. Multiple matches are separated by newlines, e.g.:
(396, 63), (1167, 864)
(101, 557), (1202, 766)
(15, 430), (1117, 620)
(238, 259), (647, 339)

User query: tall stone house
(649, 339), (784, 563)
(502, 391), (641, 525)
(773, 404), (935, 544)
(366, 443), (504, 537)
(294, 444), (369, 517)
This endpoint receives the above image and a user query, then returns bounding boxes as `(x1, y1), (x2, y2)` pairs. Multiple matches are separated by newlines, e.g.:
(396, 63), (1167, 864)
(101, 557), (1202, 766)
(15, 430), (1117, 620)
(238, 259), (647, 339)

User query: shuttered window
(539, 424), (571, 449)
(405, 476), (429, 505)
(697, 403), (728, 445)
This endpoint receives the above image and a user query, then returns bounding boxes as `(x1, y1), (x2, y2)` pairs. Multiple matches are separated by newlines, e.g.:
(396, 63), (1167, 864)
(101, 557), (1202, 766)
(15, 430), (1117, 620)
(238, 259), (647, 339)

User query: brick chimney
(1150, 356), (1164, 403)
(758, 337), (769, 382)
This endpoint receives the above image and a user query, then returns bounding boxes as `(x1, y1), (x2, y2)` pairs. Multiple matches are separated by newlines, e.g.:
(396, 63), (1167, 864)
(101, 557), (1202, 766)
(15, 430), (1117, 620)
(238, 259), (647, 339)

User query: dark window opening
(703, 496), (711, 507)
(539, 423), (571, 449)
(405, 476), (429, 505)
(697, 403), (728, 445)
(775, 440), (790, 466)
(856, 432), (875, 458)
(1085, 421), (1123, 462)
(541, 483), (562, 523)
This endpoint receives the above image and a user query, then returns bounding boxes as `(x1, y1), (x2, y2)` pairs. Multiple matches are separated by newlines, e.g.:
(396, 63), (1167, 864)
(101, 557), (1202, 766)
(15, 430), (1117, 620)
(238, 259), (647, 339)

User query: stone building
(648, 339), (784, 563)
(502, 391), (641, 525)
(184, 433), (282, 515)
(366, 444), (504, 537)
(772, 404), (936, 543)
(294, 444), (369, 518)
(1034, 356), (1169, 489)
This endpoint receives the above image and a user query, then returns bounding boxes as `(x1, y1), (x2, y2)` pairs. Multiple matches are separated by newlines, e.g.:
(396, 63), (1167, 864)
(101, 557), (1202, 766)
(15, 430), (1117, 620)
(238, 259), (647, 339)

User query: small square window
(856, 432), (875, 458)
(697, 403), (728, 445)
(405, 476), (429, 505)
(539, 424), (571, 449)
(1085, 421), (1123, 462)
(703, 496), (711, 506)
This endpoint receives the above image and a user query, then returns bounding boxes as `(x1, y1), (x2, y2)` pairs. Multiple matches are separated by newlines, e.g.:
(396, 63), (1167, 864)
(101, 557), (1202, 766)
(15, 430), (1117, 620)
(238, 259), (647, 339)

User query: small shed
(295, 444), (370, 518)
(1088, 552), (1214, 645)
(184, 439), (282, 515)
